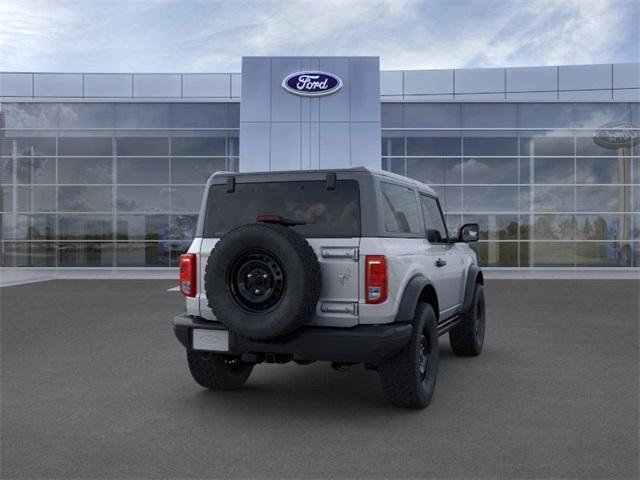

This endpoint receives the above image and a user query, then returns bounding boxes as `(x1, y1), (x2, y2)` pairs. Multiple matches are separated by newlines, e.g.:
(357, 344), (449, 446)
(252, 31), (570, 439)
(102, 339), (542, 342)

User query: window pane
(404, 104), (460, 128)
(58, 137), (112, 156)
(576, 186), (630, 212)
(381, 103), (404, 128)
(406, 158), (462, 185)
(171, 136), (226, 156)
(576, 135), (620, 157)
(115, 242), (169, 267)
(1, 186), (13, 211)
(117, 186), (170, 213)
(59, 214), (112, 240)
(117, 158), (169, 184)
(58, 186), (112, 212)
(116, 214), (169, 240)
(576, 214), (633, 241)
(533, 158), (574, 184)
(573, 104), (630, 128)
(59, 158), (112, 184)
(470, 241), (519, 267)
(169, 214), (197, 240)
(204, 181), (360, 238)
(420, 195), (447, 242)
(518, 104), (573, 129)
(1, 158), (12, 183)
(114, 104), (171, 128)
(380, 182), (422, 234)
(462, 157), (518, 184)
(462, 104), (517, 128)
(463, 186), (519, 212)
(431, 186), (462, 213)
(576, 157), (628, 184)
(381, 133), (404, 156)
(2, 104), (58, 128)
(17, 186), (56, 212)
(462, 214), (519, 240)
(116, 137), (168, 156)
(406, 135), (460, 156)
(532, 242), (576, 266)
(3, 214), (56, 240)
(171, 104), (227, 128)
(383, 158), (405, 176)
(59, 104), (114, 128)
(17, 157), (56, 184)
(533, 215), (576, 240)
(171, 186), (203, 212)
(520, 136), (574, 156)
(15, 137), (56, 156)
(58, 242), (114, 267)
(533, 186), (574, 212)
(463, 136), (518, 156)
(575, 242), (632, 267)
(1, 242), (57, 267)
(170, 158), (225, 184)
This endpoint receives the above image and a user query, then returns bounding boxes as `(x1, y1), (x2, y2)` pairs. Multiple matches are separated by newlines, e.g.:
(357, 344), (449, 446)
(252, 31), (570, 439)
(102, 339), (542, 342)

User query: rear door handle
(435, 258), (447, 268)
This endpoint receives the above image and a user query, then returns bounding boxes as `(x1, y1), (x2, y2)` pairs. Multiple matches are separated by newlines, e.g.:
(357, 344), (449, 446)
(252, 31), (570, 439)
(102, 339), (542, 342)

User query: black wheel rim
(418, 332), (430, 381)
(228, 250), (285, 313)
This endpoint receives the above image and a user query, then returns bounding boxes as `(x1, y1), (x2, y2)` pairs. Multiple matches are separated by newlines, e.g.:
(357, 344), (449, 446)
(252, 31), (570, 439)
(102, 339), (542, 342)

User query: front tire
(449, 283), (485, 356)
(187, 350), (254, 390)
(378, 303), (439, 409)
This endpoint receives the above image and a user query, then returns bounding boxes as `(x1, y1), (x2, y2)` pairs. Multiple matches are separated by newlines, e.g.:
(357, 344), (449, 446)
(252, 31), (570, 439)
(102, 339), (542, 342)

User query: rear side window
(204, 180), (360, 237)
(420, 194), (448, 243)
(380, 182), (422, 234)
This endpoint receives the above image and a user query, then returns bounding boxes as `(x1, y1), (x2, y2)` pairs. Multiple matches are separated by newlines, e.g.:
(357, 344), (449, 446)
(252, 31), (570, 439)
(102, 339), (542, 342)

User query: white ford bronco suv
(173, 167), (485, 408)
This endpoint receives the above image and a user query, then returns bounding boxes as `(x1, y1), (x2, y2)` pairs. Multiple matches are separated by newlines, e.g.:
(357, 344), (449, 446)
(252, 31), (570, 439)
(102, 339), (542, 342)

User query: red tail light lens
(365, 255), (387, 304)
(179, 254), (197, 297)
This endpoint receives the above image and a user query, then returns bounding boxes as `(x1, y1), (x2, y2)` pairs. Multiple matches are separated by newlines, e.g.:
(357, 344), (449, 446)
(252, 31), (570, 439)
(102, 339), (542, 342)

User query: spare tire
(205, 223), (321, 340)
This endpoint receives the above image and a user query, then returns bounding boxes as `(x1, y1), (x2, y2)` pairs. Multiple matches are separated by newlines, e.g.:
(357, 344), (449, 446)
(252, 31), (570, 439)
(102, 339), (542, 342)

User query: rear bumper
(173, 314), (412, 365)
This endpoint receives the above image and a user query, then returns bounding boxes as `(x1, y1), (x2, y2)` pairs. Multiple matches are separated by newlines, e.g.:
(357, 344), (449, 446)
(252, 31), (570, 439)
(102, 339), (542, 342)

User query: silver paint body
(184, 167), (477, 328)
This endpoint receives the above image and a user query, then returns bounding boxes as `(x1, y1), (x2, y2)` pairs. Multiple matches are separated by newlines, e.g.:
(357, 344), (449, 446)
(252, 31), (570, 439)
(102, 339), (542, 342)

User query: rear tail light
(365, 255), (387, 304)
(179, 253), (197, 297)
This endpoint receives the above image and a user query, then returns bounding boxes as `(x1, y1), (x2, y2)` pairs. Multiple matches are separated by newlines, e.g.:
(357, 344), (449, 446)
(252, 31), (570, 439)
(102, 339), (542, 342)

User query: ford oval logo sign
(593, 122), (640, 149)
(282, 71), (343, 97)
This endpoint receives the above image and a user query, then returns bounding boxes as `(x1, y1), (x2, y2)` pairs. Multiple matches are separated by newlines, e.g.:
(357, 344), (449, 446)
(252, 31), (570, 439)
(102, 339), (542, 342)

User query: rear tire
(449, 283), (485, 356)
(378, 303), (439, 409)
(187, 350), (254, 390)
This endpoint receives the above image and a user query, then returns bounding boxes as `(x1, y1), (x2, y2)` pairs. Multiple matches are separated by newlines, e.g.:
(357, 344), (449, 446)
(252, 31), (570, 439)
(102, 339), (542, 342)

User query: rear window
(203, 180), (360, 238)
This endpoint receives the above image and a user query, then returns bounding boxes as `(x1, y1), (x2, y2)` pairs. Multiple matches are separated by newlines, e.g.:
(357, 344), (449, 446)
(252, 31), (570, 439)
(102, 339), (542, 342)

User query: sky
(0, 0), (638, 73)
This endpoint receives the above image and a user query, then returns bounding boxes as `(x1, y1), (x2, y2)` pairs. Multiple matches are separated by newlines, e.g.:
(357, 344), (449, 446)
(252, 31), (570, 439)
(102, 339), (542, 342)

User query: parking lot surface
(1, 279), (638, 479)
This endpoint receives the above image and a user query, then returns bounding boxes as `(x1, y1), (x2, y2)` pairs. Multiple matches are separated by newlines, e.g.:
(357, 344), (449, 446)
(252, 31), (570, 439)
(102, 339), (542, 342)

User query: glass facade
(0, 100), (638, 268)
(0, 103), (239, 267)
(382, 102), (639, 267)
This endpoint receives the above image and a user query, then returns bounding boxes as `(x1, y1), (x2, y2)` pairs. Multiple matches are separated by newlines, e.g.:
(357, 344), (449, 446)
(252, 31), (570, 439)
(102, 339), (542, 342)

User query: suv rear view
(173, 167), (485, 408)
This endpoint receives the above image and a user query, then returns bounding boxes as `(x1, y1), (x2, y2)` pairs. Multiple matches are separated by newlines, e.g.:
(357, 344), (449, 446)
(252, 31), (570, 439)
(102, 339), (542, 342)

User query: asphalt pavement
(1, 279), (638, 479)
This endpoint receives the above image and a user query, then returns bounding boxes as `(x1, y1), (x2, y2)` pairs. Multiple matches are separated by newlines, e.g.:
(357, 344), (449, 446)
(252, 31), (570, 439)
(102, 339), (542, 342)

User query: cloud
(0, 0), (637, 72)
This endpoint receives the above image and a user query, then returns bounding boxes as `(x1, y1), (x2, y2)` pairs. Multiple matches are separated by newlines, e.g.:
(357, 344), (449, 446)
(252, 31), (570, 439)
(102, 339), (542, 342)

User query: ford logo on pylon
(282, 71), (343, 96)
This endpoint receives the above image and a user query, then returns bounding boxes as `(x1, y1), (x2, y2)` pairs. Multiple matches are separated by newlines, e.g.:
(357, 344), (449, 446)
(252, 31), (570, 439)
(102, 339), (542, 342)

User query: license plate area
(192, 329), (229, 351)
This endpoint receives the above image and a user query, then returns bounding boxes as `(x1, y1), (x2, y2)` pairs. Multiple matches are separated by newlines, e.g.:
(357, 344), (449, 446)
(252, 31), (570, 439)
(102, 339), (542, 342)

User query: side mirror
(426, 228), (443, 243)
(458, 223), (480, 243)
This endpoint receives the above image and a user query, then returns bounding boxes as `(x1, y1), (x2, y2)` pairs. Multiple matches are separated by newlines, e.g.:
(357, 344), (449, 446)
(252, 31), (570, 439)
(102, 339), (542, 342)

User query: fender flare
(394, 275), (436, 322)
(461, 264), (483, 313)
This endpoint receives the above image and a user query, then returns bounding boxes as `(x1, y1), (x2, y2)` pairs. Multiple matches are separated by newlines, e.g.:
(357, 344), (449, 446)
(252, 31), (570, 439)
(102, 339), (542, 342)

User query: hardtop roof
(207, 166), (437, 197)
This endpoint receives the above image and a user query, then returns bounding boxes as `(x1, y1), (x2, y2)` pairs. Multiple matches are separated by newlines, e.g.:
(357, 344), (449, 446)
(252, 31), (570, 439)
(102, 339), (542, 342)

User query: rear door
(198, 178), (362, 326)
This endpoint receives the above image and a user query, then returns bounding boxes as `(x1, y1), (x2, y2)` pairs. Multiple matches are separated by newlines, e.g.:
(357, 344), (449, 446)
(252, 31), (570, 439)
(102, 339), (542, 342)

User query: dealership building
(0, 58), (638, 271)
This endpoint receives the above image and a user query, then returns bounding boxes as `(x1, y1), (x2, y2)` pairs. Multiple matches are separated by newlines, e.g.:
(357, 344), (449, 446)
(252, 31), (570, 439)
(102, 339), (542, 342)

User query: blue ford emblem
(282, 71), (343, 96)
